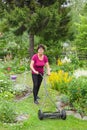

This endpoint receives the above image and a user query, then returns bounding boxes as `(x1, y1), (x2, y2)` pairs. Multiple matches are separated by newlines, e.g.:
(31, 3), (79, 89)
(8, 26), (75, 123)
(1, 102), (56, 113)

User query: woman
(30, 44), (50, 104)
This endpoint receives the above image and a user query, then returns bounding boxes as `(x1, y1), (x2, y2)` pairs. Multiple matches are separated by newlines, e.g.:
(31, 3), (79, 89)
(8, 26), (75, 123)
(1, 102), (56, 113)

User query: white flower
(61, 56), (71, 63)
(74, 69), (87, 78)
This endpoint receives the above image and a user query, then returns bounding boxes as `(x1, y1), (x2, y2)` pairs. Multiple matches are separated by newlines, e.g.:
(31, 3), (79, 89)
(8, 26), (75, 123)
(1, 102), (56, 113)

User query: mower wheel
(38, 110), (43, 120)
(61, 110), (66, 120)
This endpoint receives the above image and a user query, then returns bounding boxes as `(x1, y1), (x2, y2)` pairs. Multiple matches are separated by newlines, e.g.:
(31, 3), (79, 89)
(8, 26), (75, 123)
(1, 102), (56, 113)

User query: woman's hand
(34, 71), (39, 74)
(45, 62), (51, 76)
(47, 72), (50, 76)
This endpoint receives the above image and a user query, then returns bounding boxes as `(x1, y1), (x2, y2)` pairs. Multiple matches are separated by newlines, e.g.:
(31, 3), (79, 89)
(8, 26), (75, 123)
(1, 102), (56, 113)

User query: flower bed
(48, 69), (87, 115)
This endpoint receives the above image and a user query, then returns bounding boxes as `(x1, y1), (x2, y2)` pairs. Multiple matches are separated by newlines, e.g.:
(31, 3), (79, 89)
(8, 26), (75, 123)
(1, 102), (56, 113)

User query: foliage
(37, 3), (60, 38)
(69, 0), (86, 40)
(0, 31), (29, 59)
(74, 15), (87, 57)
(0, 61), (5, 72)
(2, 0), (70, 38)
(51, 56), (79, 73)
(0, 58), (29, 75)
(60, 94), (70, 104)
(0, 0), (4, 18)
(59, 63), (75, 72)
(0, 72), (13, 93)
(79, 60), (87, 68)
(69, 0), (87, 58)
(68, 77), (87, 114)
(49, 66), (87, 114)
(0, 100), (16, 123)
(44, 40), (62, 63)
(0, 70), (17, 123)
(0, 0), (71, 60)
(0, 91), (14, 100)
(52, 63), (79, 74)
(48, 70), (72, 93)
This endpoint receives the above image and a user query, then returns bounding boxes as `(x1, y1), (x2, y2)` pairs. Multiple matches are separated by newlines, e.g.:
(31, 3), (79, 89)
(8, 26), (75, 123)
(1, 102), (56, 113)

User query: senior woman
(30, 44), (50, 104)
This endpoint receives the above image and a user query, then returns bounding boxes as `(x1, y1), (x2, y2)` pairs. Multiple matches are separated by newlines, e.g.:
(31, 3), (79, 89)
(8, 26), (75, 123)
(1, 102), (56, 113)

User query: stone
(82, 116), (87, 120)
(74, 113), (82, 119)
(16, 114), (29, 122)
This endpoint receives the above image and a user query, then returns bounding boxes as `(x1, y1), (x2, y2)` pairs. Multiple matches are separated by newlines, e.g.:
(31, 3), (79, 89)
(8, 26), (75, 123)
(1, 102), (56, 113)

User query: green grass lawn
(0, 72), (87, 130)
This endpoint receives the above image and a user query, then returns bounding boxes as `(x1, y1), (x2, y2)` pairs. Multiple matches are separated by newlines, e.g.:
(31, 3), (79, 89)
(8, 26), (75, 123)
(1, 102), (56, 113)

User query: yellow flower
(57, 59), (63, 66)
(48, 70), (72, 90)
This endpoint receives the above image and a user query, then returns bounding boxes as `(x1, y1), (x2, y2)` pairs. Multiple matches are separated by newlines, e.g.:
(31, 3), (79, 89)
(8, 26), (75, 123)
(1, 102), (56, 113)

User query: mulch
(14, 88), (32, 101)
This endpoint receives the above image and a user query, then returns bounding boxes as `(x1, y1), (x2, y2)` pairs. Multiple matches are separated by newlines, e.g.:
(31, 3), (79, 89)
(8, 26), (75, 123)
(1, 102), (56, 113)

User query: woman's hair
(37, 44), (45, 51)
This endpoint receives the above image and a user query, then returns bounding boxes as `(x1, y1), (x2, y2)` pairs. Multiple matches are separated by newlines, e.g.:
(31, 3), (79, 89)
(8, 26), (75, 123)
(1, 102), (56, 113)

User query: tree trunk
(29, 33), (34, 59)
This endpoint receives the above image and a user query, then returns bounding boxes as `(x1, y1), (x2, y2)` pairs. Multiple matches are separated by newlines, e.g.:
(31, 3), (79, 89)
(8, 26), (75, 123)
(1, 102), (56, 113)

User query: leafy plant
(0, 91), (14, 100)
(0, 72), (13, 93)
(48, 70), (72, 93)
(68, 76), (87, 114)
(60, 94), (70, 105)
(0, 100), (17, 123)
(75, 18), (87, 57)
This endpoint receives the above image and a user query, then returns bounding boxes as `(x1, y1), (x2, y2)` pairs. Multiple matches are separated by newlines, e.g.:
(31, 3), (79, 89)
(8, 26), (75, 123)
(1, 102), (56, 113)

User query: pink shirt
(31, 54), (48, 74)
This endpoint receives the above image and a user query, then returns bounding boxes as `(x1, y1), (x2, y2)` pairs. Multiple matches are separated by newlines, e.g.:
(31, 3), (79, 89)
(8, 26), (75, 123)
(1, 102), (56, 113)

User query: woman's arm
(45, 62), (51, 76)
(30, 60), (39, 74)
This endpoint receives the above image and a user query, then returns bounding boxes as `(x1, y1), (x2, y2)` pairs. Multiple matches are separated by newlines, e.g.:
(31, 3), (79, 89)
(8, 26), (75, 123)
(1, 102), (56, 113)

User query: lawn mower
(38, 73), (66, 120)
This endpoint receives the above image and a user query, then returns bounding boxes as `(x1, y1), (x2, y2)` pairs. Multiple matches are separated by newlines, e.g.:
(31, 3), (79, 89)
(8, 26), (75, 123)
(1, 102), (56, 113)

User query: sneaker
(34, 100), (39, 104)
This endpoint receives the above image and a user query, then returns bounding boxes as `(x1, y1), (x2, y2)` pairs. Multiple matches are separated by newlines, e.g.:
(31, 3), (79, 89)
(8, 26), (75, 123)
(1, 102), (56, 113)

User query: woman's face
(38, 47), (44, 55)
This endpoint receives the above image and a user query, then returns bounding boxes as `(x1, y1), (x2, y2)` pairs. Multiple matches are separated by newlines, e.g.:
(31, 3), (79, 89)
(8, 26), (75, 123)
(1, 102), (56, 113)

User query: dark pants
(32, 74), (43, 101)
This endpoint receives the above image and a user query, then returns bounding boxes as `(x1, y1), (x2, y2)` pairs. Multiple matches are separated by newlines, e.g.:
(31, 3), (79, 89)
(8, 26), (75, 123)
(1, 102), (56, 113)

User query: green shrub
(0, 72), (16, 123)
(60, 94), (70, 105)
(0, 91), (14, 100)
(1, 58), (29, 74)
(51, 62), (78, 73)
(68, 77), (87, 114)
(79, 60), (87, 68)
(0, 100), (17, 123)
(0, 62), (4, 72)
(58, 63), (75, 73)
(0, 72), (13, 93)
(69, 54), (79, 65)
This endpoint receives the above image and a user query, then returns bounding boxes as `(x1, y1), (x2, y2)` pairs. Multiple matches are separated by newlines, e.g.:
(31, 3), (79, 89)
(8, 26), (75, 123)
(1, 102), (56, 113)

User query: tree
(74, 3), (87, 59)
(68, 0), (87, 58)
(68, 0), (86, 40)
(0, 0), (71, 60)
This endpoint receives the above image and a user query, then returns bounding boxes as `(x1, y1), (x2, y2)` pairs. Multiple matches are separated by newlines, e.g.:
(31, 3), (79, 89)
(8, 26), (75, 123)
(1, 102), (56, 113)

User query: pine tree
(0, 0), (70, 59)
